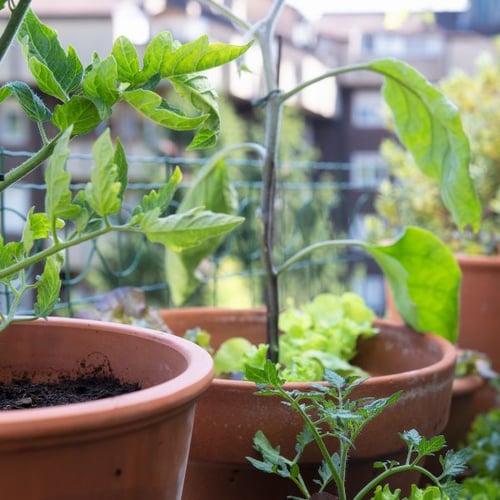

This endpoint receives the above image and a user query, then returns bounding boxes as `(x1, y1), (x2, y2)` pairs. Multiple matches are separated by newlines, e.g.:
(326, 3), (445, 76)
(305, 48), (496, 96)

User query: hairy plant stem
(0, 222), (143, 281)
(0, 0), (32, 63)
(0, 133), (61, 192)
(353, 464), (439, 500)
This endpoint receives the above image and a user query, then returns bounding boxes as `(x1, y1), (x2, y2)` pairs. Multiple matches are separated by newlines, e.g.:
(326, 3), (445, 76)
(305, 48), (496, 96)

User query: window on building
(0, 102), (29, 147)
(361, 33), (443, 59)
(351, 90), (384, 128)
(350, 151), (387, 188)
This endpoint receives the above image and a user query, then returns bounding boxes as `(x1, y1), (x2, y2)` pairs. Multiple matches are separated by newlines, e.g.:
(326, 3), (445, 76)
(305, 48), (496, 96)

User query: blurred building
(0, 0), (497, 307)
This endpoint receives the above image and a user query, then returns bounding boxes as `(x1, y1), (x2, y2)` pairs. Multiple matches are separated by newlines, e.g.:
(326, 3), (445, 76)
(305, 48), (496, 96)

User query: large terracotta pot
(0, 317), (214, 500)
(455, 254), (500, 372)
(419, 371), (484, 484)
(160, 308), (457, 500)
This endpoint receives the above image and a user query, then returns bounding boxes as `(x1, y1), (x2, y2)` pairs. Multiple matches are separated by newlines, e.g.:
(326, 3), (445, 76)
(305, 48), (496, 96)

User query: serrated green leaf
(82, 55), (120, 107)
(0, 81), (51, 122)
(170, 73), (220, 150)
(52, 96), (102, 135)
(113, 138), (128, 200)
(165, 159), (237, 304)
(440, 448), (472, 478)
(138, 167), (182, 215)
(112, 36), (140, 84)
(34, 256), (62, 317)
(160, 35), (251, 76)
(123, 88), (208, 131)
(141, 207), (244, 252)
(28, 57), (69, 102)
(368, 58), (481, 231)
(138, 31), (174, 84)
(251, 430), (283, 467)
(417, 435), (446, 457)
(70, 191), (92, 233)
(84, 129), (122, 217)
(45, 127), (81, 222)
(22, 208), (50, 254)
(0, 241), (24, 284)
(366, 226), (461, 342)
(18, 10), (83, 99)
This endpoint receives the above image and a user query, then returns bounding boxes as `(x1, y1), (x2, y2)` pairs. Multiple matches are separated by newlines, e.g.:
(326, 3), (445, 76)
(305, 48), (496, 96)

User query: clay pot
(160, 307), (457, 500)
(455, 254), (500, 372)
(420, 370), (484, 484)
(0, 317), (214, 500)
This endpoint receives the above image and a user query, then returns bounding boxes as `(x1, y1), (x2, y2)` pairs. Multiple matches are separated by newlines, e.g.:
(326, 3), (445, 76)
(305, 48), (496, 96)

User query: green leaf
(371, 484), (402, 500)
(22, 209), (50, 254)
(52, 96), (102, 135)
(27, 57), (69, 102)
(45, 127), (82, 222)
(34, 255), (62, 318)
(137, 31), (174, 84)
(440, 448), (473, 478)
(0, 81), (51, 122)
(160, 35), (252, 76)
(366, 226), (461, 342)
(416, 435), (446, 457)
(214, 337), (254, 375)
(18, 10), (83, 100)
(0, 241), (24, 284)
(165, 159), (237, 304)
(113, 138), (128, 200)
(141, 207), (244, 252)
(138, 166), (182, 214)
(123, 88), (208, 130)
(368, 59), (481, 231)
(170, 73), (221, 149)
(82, 55), (120, 107)
(84, 129), (122, 217)
(112, 36), (140, 84)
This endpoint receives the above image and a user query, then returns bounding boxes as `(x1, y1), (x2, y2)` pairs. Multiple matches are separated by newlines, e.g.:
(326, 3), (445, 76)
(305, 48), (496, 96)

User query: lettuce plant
(180, 0), (482, 362)
(0, 0), (251, 328)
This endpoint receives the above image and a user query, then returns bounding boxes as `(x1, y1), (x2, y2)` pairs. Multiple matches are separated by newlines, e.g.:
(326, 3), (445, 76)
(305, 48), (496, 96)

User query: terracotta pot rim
(0, 317), (214, 432)
(452, 373), (485, 395)
(455, 253), (500, 268)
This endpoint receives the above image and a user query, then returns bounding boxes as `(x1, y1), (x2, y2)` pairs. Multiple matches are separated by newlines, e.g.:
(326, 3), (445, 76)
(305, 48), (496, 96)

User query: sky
(288, 0), (469, 19)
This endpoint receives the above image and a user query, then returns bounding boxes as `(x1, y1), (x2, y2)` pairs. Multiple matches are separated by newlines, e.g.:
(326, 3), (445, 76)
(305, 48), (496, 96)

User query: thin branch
(277, 239), (366, 276)
(0, 0), (32, 63)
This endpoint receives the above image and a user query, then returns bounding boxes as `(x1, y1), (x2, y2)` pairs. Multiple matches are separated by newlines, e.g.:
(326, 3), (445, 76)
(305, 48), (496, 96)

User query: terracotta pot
(455, 254), (500, 372)
(160, 308), (457, 500)
(420, 370), (484, 484)
(0, 317), (214, 500)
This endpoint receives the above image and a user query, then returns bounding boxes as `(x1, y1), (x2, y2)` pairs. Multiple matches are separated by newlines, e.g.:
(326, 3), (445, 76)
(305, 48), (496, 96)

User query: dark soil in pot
(0, 376), (139, 410)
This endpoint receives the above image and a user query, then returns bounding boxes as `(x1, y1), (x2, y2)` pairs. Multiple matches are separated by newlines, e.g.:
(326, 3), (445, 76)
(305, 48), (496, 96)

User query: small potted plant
(0, 1), (250, 498)
(157, 0), (482, 498)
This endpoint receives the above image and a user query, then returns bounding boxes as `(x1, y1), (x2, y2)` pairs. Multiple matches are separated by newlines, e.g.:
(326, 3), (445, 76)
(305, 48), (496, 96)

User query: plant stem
(277, 239), (366, 276)
(0, 222), (141, 281)
(353, 464), (438, 499)
(261, 90), (282, 362)
(0, 0), (32, 64)
(282, 390), (345, 499)
(0, 133), (61, 192)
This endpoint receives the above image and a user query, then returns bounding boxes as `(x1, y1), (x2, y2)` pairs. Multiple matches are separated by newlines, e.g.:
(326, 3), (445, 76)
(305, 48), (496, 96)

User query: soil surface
(0, 377), (140, 410)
